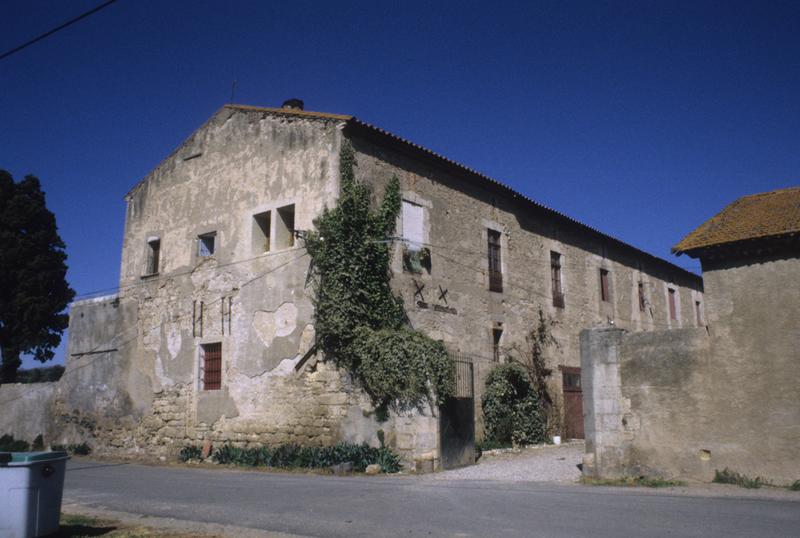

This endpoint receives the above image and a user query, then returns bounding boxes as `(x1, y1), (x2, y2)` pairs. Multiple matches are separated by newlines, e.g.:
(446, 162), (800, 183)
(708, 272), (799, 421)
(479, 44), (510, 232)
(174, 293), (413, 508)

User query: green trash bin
(0, 451), (69, 538)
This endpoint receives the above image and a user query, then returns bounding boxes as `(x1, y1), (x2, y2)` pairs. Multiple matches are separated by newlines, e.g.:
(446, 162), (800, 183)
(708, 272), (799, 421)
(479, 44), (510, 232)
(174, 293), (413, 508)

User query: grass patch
(712, 468), (772, 489)
(581, 475), (685, 488)
(55, 514), (118, 537)
(57, 513), (220, 537)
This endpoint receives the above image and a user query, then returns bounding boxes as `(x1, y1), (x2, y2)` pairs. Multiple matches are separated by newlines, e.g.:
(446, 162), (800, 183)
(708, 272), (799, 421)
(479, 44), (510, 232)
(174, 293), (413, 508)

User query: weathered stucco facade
(1, 103), (702, 469)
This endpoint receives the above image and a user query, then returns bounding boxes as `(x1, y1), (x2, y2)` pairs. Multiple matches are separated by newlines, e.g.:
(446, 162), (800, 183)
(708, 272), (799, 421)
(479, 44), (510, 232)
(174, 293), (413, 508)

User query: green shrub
(581, 476), (685, 488)
(713, 468), (772, 489)
(197, 441), (401, 473)
(178, 445), (202, 462)
(32, 434), (44, 451)
(475, 439), (512, 452)
(51, 442), (92, 455)
(789, 480), (800, 491)
(481, 363), (546, 446)
(0, 434), (30, 452)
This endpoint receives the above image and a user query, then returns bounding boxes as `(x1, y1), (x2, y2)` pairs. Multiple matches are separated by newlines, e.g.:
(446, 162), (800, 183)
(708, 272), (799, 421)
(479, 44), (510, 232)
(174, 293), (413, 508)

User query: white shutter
(402, 201), (424, 250)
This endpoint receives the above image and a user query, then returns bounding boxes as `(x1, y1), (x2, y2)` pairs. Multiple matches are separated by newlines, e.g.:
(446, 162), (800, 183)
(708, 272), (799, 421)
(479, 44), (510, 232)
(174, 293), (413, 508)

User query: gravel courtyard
(423, 441), (584, 482)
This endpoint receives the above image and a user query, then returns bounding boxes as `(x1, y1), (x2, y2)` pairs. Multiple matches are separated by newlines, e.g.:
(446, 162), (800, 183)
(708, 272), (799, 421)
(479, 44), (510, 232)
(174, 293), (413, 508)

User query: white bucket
(552, 436), (562, 445)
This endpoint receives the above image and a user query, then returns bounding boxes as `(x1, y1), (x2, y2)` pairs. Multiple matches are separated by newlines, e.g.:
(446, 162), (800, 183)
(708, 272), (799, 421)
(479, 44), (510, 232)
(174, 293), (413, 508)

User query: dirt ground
(423, 441), (585, 482)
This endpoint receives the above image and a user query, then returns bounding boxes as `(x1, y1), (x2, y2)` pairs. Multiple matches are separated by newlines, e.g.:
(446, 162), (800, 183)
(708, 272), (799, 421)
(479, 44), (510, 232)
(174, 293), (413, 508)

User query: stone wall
(581, 321), (800, 485)
(0, 382), (58, 445)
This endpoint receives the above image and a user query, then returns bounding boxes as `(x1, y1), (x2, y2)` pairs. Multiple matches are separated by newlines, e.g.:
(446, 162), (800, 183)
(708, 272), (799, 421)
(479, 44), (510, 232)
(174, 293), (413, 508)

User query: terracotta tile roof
(673, 186), (800, 254)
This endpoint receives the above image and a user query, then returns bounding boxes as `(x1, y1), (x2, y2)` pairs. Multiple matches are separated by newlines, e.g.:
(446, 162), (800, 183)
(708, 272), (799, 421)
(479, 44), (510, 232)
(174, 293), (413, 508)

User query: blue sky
(2, 0), (798, 367)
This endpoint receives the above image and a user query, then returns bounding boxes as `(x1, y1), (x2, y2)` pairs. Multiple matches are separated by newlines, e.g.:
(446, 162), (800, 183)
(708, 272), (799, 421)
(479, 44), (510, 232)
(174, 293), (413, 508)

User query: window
(668, 288), (677, 320)
(492, 325), (503, 362)
(599, 269), (610, 302)
(252, 211), (271, 253)
(638, 282), (646, 312)
(401, 200), (424, 250)
(198, 232), (216, 257)
(145, 238), (160, 275)
(487, 229), (503, 292)
(695, 300), (702, 326)
(551, 251), (564, 308)
(200, 342), (222, 390)
(562, 368), (581, 391)
(275, 204), (295, 250)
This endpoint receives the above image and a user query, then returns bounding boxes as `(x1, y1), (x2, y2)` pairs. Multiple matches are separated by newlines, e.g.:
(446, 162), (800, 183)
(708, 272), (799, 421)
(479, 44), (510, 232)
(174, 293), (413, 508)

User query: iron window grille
(201, 342), (222, 390)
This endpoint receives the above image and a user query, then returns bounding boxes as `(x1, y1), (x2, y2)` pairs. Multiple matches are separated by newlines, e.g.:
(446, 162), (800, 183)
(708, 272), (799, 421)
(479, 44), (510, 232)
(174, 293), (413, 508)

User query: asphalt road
(63, 460), (799, 538)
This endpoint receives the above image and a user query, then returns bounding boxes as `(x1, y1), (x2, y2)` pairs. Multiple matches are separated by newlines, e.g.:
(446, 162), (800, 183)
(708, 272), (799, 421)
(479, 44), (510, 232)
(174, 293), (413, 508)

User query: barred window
(201, 342), (222, 390)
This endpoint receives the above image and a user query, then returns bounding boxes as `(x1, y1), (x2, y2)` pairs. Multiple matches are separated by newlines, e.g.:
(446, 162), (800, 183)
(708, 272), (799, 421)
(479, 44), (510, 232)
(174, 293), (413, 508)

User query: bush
(178, 445), (202, 462)
(51, 443), (92, 455)
(0, 434), (30, 452)
(481, 363), (546, 446)
(790, 480), (800, 491)
(179, 441), (402, 473)
(713, 468), (772, 489)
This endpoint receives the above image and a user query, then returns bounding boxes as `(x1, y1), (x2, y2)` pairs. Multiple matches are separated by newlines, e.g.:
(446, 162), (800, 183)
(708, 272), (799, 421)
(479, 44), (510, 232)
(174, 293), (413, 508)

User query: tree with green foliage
(304, 142), (454, 414)
(0, 171), (74, 383)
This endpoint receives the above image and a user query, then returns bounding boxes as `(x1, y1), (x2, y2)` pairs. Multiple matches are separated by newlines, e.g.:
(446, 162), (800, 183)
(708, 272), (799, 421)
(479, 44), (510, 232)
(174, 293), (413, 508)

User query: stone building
(581, 186), (799, 483)
(1, 101), (702, 470)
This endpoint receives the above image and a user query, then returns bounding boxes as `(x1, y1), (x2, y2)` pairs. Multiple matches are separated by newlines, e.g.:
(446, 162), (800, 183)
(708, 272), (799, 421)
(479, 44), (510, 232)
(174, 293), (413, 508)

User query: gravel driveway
(423, 441), (584, 482)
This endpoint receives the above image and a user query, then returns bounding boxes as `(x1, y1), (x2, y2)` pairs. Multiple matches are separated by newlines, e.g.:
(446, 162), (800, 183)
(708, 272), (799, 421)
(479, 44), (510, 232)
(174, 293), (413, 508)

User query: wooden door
(562, 366), (584, 439)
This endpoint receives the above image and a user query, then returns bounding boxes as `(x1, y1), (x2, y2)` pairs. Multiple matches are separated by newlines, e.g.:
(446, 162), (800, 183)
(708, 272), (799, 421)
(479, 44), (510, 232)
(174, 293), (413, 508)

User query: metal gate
(561, 366), (584, 439)
(439, 354), (475, 469)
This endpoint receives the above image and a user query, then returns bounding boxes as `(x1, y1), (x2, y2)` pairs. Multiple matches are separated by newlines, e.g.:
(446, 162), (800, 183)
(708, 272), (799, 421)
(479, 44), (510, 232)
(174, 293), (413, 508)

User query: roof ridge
(224, 104), (352, 121)
(740, 185), (800, 200)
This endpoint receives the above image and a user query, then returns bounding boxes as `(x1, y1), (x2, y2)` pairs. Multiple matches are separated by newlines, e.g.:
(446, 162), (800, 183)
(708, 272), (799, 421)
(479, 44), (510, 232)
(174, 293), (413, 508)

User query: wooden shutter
(668, 289), (677, 320)
(551, 252), (564, 307)
(600, 269), (610, 302)
(487, 230), (503, 292)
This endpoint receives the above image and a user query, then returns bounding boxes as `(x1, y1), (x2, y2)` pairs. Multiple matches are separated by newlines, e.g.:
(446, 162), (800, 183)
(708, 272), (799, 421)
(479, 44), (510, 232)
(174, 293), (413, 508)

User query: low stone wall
(0, 382), (58, 445)
(581, 326), (799, 485)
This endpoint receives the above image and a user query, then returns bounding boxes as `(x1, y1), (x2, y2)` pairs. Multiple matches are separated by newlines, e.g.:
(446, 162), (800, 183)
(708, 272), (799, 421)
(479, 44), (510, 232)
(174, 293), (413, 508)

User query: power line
(71, 246), (309, 301)
(0, 0), (119, 62)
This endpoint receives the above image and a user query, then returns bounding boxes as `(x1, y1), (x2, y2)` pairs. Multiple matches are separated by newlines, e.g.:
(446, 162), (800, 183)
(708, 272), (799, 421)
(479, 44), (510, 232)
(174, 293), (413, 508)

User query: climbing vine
(505, 307), (560, 435)
(304, 142), (454, 415)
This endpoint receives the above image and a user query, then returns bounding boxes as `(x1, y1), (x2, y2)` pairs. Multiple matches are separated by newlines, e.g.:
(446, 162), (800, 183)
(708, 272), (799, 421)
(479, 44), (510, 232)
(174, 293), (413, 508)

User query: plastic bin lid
(1, 451), (68, 464)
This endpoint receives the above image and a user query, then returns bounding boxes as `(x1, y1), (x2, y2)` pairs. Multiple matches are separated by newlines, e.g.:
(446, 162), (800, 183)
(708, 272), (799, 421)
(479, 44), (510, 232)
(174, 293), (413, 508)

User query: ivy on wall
(304, 142), (454, 415)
